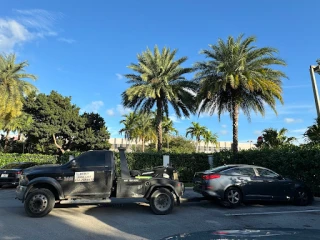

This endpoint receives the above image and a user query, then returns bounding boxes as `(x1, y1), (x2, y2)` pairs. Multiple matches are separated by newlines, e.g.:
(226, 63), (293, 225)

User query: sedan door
(255, 168), (293, 200)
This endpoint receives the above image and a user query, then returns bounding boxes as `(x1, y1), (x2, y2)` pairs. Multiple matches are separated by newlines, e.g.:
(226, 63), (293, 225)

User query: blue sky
(1, 0), (319, 143)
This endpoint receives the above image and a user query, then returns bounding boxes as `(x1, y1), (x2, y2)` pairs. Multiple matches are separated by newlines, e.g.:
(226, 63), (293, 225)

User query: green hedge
(0, 153), (57, 166)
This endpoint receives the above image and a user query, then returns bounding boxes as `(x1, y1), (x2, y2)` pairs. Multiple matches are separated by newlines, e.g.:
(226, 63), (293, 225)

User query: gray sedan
(193, 164), (313, 207)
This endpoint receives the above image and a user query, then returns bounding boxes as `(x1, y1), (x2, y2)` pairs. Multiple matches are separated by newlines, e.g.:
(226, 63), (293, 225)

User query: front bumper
(16, 185), (27, 201)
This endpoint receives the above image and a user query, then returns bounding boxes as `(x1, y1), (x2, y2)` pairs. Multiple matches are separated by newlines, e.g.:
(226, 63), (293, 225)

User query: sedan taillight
(202, 174), (220, 180)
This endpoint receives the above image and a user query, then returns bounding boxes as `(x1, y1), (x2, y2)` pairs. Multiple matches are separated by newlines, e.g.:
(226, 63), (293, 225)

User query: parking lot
(0, 187), (319, 240)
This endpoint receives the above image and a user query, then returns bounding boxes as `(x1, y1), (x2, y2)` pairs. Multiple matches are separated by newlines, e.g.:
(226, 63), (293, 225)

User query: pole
(309, 66), (320, 118)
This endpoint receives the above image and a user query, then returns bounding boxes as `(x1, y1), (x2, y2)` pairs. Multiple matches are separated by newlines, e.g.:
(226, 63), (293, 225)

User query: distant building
(108, 138), (254, 152)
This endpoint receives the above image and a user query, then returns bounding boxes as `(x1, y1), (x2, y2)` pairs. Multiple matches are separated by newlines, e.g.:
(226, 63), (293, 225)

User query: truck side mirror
(71, 160), (77, 168)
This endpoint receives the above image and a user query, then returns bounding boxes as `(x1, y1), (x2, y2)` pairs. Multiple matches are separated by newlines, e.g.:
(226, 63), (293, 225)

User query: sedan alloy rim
(298, 190), (308, 204)
(228, 190), (240, 204)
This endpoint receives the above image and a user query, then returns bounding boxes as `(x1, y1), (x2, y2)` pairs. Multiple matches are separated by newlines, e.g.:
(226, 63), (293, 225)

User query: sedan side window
(257, 168), (278, 178)
(238, 168), (256, 176)
(221, 168), (241, 176)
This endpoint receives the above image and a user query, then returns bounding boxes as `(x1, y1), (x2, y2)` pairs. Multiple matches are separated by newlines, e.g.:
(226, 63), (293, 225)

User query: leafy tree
(75, 113), (111, 151)
(260, 128), (296, 148)
(166, 136), (196, 153)
(122, 46), (196, 152)
(304, 117), (320, 144)
(24, 92), (111, 154)
(23, 91), (85, 154)
(0, 54), (37, 122)
(195, 35), (287, 154)
(186, 122), (207, 152)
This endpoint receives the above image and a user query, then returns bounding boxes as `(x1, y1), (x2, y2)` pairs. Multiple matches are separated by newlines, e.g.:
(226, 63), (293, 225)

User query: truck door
(61, 151), (113, 198)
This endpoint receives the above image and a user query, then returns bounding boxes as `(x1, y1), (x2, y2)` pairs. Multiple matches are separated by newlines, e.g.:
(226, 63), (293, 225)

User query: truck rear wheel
(150, 188), (174, 215)
(24, 188), (55, 218)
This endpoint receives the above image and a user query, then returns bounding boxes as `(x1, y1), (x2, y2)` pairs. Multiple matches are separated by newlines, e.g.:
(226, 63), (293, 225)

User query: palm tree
(0, 113), (33, 151)
(186, 122), (207, 152)
(134, 112), (156, 152)
(119, 112), (138, 147)
(203, 130), (218, 152)
(195, 35), (287, 154)
(304, 117), (320, 144)
(0, 54), (37, 122)
(122, 46), (196, 152)
(261, 128), (296, 148)
(162, 117), (178, 149)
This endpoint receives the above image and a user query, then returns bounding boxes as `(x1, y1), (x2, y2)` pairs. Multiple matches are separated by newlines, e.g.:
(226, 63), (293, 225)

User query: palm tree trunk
(4, 130), (10, 152)
(232, 103), (239, 154)
(156, 100), (163, 152)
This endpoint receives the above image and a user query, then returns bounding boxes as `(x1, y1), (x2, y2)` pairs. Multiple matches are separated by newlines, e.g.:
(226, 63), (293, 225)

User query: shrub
(0, 153), (57, 167)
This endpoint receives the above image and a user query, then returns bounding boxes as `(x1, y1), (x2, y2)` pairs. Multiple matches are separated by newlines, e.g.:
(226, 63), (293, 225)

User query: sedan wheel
(294, 188), (312, 206)
(224, 187), (242, 208)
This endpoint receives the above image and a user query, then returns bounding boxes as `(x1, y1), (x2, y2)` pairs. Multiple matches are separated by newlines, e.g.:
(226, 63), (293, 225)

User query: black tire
(223, 187), (242, 208)
(293, 188), (313, 206)
(150, 188), (174, 215)
(24, 188), (55, 218)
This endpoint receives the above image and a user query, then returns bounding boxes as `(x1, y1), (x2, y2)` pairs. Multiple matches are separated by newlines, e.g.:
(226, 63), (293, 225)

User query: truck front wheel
(150, 188), (174, 215)
(24, 188), (55, 218)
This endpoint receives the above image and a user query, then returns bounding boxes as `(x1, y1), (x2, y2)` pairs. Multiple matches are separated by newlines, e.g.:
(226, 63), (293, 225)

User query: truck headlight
(19, 175), (29, 185)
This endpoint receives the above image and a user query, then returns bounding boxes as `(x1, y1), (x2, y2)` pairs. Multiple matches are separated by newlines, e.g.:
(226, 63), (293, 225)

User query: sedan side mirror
(71, 160), (77, 169)
(277, 175), (284, 180)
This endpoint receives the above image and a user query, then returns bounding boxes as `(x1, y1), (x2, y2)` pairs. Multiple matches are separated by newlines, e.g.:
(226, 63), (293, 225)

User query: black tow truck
(16, 148), (184, 217)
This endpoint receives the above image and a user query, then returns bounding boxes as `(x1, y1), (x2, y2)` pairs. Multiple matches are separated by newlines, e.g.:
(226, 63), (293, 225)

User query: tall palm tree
(261, 128), (296, 148)
(186, 122), (207, 152)
(0, 54), (37, 122)
(122, 46), (196, 152)
(203, 130), (218, 151)
(304, 117), (320, 144)
(195, 35), (287, 154)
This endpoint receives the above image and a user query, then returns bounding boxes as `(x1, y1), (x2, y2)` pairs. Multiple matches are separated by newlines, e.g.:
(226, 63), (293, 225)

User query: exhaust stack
(118, 147), (130, 178)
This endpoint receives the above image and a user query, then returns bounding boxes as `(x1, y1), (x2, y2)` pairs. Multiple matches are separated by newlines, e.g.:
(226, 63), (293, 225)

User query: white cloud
(58, 37), (75, 44)
(290, 128), (307, 133)
(106, 108), (115, 116)
(81, 101), (104, 113)
(284, 118), (303, 124)
(0, 9), (62, 52)
(169, 115), (186, 123)
(254, 130), (262, 135)
(169, 115), (180, 123)
(221, 124), (227, 128)
(220, 130), (228, 135)
(116, 73), (123, 80)
(116, 105), (132, 115)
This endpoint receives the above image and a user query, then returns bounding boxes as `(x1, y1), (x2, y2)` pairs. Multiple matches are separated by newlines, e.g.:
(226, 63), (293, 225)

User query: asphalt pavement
(0, 187), (319, 240)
